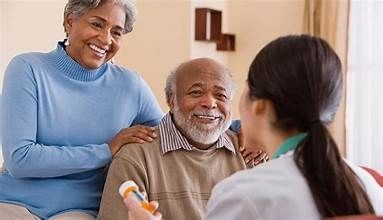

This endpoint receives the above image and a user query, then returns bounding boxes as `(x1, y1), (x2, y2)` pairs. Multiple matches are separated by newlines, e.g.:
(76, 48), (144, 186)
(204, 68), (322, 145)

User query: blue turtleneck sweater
(0, 42), (164, 219)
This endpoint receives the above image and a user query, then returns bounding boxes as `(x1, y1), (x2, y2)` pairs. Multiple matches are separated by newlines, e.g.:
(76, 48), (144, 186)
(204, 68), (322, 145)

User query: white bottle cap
(119, 180), (138, 197)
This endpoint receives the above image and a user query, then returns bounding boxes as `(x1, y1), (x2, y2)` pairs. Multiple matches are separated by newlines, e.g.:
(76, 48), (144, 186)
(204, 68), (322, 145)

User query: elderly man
(98, 58), (256, 220)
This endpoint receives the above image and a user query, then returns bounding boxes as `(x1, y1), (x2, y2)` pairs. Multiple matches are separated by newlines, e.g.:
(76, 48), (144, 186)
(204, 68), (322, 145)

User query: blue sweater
(0, 42), (164, 219)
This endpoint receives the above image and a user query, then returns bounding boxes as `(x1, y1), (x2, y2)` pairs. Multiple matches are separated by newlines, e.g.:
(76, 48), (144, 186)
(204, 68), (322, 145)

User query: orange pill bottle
(119, 180), (156, 214)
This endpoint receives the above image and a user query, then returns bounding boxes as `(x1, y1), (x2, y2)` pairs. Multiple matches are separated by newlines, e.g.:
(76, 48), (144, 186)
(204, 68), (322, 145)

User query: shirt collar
(158, 113), (235, 155)
(272, 132), (307, 159)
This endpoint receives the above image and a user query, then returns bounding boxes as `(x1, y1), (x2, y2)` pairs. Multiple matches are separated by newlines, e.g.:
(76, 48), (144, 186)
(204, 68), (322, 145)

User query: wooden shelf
(195, 8), (222, 42)
(217, 34), (235, 51)
(195, 8), (235, 51)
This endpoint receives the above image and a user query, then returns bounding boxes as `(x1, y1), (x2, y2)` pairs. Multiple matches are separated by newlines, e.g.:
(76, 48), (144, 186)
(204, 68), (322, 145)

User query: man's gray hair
(164, 61), (236, 106)
(165, 66), (178, 106)
(63, 0), (137, 34)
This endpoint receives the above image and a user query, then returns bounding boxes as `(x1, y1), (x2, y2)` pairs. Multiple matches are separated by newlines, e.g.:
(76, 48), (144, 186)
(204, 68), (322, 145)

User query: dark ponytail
(295, 122), (374, 216)
(247, 35), (374, 217)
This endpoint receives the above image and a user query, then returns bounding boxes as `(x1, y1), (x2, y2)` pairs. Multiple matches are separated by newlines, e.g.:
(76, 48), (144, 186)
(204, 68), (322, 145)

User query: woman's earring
(64, 37), (70, 46)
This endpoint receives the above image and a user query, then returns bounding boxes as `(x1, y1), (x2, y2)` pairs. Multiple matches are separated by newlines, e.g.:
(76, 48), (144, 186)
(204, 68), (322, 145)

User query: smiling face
(64, 2), (126, 69)
(169, 58), (232, 146)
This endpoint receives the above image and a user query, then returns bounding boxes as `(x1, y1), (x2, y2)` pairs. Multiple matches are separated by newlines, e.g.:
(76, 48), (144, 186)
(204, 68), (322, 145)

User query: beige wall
(115, 0), (191, 112)
(0, 0), (66, 88)
(227, 0), (306, 117)
(3, 0), (347, 162)
(188, 0), (306, 118)
(0, 0), (306, 115)
(190, 0), (229, 65)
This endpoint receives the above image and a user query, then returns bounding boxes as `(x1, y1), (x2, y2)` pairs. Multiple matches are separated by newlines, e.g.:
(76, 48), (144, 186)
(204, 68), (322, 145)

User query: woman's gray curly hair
(63, 0), (137, 34)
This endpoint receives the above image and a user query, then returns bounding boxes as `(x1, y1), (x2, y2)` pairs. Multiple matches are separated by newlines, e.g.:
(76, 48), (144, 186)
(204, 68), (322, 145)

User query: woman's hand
(237, 127), (269, 167)
(108, 125), (157, 155)
(124, 196), (162, 220)
(240, 146), (269, 168)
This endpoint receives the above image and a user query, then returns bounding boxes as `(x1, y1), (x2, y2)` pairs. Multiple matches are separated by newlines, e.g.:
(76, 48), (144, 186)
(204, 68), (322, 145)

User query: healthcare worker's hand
(124, 195), (162, 220)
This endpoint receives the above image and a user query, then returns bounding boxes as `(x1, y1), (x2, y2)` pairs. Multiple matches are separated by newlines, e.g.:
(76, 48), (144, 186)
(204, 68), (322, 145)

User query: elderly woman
(0, 0), (162, 219)
(123, 35), (383, 219)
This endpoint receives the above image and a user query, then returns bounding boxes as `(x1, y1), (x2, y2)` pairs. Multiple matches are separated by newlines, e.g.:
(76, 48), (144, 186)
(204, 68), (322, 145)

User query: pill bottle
(119, 180), (155, 214)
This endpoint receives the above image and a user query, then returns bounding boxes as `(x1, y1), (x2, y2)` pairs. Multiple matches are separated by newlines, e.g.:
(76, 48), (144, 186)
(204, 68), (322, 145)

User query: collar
(48, 41), (108, 81)
(158, 113), (236, 155)
(272, 132), (307, 159)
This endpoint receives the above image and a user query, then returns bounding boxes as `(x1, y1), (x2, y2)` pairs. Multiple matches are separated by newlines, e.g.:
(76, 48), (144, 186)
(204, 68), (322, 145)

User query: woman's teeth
(89, 44), (107, 54)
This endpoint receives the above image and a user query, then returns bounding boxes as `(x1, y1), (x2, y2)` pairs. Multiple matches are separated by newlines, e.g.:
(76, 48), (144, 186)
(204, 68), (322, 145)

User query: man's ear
(168, 94), (175, 113)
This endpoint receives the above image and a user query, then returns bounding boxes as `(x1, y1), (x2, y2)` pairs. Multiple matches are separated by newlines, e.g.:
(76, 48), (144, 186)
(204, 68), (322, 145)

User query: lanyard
(272, 133), (307, 159)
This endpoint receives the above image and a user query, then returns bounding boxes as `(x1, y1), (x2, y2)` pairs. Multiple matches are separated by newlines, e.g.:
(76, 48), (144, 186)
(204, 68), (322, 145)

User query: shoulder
(209, 156), (320, 219)
(347, 162), (383, 190)
(224, 129), (239, 143)
(215, 155), (305, 197)
(4, 52), (49, 85)
(347, 162), (380, 186)
(106, 63), (143, 84)
(113, 129), (162, 164)
(223, 130), (244, 156)
(7, 52), (47, 71)
(224, 130), (239, 149)
(13, 51), (47, 61)
(347, 162), (383, 213)
(105, 64), (154, 96)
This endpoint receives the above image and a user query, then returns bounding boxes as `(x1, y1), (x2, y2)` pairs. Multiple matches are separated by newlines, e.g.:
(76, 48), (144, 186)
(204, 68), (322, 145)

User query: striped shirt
(158, 113), (235, 154)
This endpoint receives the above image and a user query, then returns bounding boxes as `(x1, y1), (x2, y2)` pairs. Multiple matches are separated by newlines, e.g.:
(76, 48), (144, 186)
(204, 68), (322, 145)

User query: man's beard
(172, 104), (231, 146)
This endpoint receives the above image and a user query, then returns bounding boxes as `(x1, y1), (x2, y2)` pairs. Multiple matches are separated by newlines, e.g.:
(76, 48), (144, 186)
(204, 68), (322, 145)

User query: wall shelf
(195, 8), (222, 42)
(217, 34), (235, 51)
(195, 8), (235, 51)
